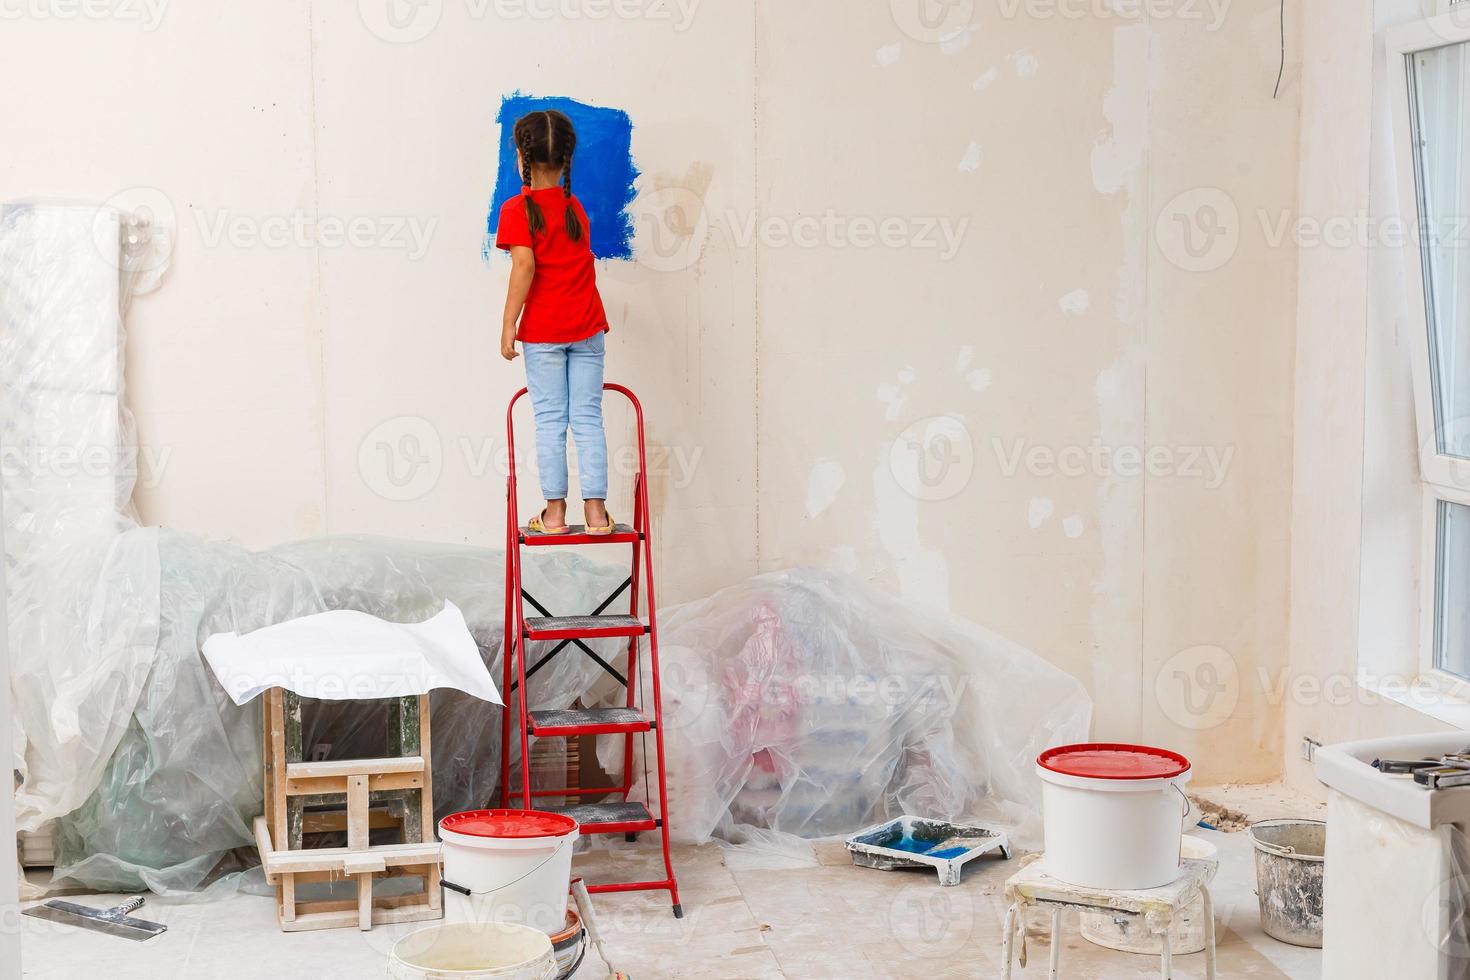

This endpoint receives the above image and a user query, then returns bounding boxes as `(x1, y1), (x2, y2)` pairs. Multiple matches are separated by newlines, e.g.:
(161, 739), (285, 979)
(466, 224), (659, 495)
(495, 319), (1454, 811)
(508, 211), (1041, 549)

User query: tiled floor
(18, 831), (1320, 979)
(18, 783), (1326, 979)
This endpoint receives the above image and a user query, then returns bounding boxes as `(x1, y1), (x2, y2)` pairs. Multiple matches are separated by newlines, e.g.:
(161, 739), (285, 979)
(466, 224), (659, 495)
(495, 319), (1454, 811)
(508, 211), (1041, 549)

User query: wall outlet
(1301, 736), (1322, 762)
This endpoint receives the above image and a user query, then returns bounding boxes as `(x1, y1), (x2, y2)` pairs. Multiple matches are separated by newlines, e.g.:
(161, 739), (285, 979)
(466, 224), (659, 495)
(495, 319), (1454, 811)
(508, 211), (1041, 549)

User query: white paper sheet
(201, 600), (502, 706)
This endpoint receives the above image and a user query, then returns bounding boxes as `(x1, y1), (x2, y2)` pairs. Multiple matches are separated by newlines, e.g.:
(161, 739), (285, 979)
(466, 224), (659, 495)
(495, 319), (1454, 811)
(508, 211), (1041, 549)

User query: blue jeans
(522, 331), (607, 500)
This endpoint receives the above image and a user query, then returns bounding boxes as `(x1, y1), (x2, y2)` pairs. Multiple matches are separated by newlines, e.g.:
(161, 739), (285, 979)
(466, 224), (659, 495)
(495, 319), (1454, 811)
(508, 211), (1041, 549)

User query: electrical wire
(1273, 0), (1285, 99)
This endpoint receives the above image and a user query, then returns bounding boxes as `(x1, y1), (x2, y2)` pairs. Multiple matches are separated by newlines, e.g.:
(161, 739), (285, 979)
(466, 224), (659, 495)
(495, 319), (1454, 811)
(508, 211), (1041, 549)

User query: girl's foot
(529, 501), (569, 534)
(585, 499), (614, 534)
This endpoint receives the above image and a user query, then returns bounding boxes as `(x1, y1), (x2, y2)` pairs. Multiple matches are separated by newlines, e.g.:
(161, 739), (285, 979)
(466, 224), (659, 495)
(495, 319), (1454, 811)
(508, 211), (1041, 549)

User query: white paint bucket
(388, 923), (557, 980)
(1036, 743), (1193, 890)
(1080, 835), (1218, 953)
(439, 810), (579, 936)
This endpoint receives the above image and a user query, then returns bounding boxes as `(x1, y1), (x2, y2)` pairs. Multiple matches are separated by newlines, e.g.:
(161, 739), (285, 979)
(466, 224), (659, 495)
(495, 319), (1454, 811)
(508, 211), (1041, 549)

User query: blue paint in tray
(885, 834), (970, 860)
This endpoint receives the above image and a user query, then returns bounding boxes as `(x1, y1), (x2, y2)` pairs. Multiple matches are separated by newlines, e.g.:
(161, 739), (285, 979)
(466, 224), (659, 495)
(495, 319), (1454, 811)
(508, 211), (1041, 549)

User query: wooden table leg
(1000, 903), (1018, 980)
(1048, 907), (1062, 979)
(357, 873), (373, 932)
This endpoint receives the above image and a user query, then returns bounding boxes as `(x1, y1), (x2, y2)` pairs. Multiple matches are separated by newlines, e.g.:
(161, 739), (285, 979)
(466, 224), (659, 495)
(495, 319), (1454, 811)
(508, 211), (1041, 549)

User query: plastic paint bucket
(388, 923), (556, 980)
(1036, 743), (1194, 890)
(440, 809), (579, 935)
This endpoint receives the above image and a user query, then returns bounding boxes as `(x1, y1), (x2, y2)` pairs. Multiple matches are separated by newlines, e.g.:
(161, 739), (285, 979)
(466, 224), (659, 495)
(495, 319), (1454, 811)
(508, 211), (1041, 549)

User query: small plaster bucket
(440, 809), (579, 935)
(388, 922), (556, 980)
(1037, 743), (1194, 890)
(1248, 818), (1325, 947)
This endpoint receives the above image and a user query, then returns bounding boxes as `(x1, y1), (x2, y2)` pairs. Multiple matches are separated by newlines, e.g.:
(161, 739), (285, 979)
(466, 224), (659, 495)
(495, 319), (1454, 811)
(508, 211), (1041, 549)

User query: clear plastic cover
(46, 531), (629, 894)
(601, 567), (1092, 860)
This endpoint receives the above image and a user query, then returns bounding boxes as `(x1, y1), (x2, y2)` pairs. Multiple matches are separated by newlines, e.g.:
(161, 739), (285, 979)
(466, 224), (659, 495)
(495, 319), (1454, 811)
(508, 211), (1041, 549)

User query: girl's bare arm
(501, 246), (535, 360)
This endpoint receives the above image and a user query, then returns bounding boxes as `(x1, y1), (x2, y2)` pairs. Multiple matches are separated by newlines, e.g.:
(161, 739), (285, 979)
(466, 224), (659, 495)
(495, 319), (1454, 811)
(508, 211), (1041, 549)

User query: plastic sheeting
(2, 202), (166, 869)
(44, 532), (627, 894)
(607, 567), (1091, 860)
(1322, 789), (1470, 979)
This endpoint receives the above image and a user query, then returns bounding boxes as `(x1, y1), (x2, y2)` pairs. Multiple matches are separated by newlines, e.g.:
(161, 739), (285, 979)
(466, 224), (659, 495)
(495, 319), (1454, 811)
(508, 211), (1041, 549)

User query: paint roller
(572, 877), (631, 980)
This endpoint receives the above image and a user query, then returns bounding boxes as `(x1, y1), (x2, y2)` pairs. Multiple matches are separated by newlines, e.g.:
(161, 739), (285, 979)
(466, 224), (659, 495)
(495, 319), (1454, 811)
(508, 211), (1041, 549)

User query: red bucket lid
(440, 809), (578, 839)
(1038, 743), (1191, 780)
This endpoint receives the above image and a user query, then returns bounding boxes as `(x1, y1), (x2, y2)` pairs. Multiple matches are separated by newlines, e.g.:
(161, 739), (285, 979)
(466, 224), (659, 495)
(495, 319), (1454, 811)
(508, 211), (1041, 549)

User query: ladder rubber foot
(672, 903), (684, 919)
(624, 832), (638, 842)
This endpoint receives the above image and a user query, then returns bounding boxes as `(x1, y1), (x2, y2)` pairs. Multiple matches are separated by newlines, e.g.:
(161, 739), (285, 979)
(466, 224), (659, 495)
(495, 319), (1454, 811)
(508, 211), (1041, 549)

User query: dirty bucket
(1248, 818), (1325, 948)
(548, 906), (586, 979)
(388, 922), (556, 980)
(1080, 835), (1218, 954)
(1037, 743), (1194, 890)
(440, 810), (579, 935)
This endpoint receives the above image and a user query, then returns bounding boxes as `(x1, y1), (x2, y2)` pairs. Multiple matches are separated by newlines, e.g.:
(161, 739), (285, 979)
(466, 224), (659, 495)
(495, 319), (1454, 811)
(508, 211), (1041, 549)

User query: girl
(497, 109), (613, 535)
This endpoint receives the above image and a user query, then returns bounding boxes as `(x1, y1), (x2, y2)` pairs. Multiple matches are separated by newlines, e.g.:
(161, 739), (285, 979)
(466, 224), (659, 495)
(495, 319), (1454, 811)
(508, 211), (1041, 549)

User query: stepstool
(999, 855), (1217, 979)
(499, 383), (682, 917)
(253, 688), (443, 932)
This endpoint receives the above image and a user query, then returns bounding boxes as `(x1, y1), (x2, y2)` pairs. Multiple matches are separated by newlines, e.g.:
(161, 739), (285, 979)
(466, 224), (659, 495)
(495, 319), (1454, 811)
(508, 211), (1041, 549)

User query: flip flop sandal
(584, 514), (617, 536)
(529, 509), (570, 534)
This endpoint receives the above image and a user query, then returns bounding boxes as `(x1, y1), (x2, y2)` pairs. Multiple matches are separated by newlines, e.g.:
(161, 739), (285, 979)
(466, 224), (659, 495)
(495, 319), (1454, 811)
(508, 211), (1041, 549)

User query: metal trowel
(22, 896), (167, 942)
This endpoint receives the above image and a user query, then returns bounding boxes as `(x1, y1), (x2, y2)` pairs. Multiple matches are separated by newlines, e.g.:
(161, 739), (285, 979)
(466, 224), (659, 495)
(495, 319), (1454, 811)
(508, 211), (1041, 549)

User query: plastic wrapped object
(43, 532), (628, 894)
(607, 567), (1092, 859)
(1, 202), (159, 847)
(1322, 788), (1470, 979)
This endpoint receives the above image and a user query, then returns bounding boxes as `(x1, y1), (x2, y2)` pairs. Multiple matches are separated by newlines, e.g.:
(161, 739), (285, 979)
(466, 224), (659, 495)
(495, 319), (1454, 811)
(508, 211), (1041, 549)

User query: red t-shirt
(495, 187), (609, 344)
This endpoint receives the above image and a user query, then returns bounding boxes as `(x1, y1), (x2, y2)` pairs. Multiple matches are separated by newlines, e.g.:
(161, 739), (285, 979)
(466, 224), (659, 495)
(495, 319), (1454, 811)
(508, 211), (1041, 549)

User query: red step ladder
(498, 382), (682, 918)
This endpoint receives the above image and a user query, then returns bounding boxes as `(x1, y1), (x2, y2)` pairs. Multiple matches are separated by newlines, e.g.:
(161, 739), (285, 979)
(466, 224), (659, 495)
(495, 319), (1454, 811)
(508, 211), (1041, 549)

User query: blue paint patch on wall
(485, 94), (638, 261)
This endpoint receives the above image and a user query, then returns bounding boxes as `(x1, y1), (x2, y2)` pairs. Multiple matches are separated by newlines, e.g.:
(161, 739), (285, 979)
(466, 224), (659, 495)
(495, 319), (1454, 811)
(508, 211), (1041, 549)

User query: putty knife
(22, 896), (167, 942)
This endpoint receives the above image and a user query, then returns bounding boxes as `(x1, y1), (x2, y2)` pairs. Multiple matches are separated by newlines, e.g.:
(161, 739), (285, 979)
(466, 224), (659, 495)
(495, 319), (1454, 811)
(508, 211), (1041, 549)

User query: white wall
(756, 3), (1299, 780)
(1285, 0), (1458, 799)
(0, 1), (1302, 783)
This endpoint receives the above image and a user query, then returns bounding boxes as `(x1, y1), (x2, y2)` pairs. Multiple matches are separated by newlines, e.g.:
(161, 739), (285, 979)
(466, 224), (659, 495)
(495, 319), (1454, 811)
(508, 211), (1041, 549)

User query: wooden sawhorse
(253, 689), (443, 932)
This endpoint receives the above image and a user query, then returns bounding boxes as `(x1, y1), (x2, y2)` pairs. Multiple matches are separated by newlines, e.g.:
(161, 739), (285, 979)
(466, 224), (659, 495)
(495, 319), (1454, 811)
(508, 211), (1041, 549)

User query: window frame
(1388, 12), (1470, 688)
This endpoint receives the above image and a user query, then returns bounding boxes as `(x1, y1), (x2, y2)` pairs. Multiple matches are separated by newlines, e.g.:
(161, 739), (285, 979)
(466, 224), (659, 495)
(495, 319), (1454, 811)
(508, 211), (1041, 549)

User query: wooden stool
(252, 688), (444, 932)
(1000, 856), (1217, 979)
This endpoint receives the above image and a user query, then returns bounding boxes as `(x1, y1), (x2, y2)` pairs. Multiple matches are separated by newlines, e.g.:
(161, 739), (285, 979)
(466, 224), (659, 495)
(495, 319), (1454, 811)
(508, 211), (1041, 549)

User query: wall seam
(752, 0), (762, 571)
(1139, 17), (1155, 742)
(305, 0), (330, 535)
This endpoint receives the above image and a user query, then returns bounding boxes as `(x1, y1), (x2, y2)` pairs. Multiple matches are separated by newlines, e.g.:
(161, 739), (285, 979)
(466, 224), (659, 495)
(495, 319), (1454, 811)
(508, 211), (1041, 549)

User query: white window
(1389, 7), (1470, 689)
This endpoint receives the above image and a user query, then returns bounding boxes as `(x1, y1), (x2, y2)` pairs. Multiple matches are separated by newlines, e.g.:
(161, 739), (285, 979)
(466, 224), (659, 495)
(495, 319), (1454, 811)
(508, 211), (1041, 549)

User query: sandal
(528, 509), (570, 534)
(584, 513), (617, 535)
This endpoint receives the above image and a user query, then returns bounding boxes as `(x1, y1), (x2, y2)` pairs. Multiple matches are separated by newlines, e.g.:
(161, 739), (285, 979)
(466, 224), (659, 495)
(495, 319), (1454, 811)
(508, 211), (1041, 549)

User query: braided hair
(512, 109), (584, 243)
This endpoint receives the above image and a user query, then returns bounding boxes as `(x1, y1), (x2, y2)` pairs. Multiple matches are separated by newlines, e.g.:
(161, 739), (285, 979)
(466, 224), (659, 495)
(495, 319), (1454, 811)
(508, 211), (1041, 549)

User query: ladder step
(524, 614), (646, 640)
(529, 707), (652, 736)
(520, 523), (639, 546)
(544, 801), (657, 835)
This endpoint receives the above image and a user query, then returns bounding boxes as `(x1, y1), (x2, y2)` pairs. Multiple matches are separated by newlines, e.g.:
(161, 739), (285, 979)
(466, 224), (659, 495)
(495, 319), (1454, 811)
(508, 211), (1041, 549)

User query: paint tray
(844, 815), (1010, 887)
